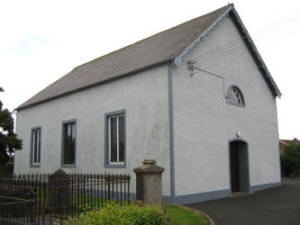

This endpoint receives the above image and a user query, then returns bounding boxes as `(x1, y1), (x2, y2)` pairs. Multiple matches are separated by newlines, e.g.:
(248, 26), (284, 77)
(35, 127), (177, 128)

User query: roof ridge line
(73, 4), (233, 70)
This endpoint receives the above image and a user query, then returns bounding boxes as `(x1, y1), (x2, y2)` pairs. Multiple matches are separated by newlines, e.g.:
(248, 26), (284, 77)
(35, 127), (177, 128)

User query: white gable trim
(174, 5), (233, 65)
(173, 5), (281, 98)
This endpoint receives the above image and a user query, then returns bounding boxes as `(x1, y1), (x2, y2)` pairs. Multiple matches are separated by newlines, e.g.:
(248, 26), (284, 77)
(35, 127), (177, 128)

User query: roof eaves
(279, 140), (287, 145)
(16, 59), (172, 111)
(174, 4), (234, 65)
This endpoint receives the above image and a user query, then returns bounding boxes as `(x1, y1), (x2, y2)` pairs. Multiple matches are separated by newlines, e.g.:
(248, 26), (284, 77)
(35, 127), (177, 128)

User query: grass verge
(166, 205), (210, 225)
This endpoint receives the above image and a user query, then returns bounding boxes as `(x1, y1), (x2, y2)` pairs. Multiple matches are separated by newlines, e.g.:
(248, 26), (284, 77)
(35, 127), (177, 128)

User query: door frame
(228, 138), (250, 193)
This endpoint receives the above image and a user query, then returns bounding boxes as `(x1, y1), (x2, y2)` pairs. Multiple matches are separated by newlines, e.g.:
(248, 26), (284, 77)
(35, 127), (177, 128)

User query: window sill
(30, 164), (41, 168)
(105, 163), (126, 169)
(61, 164), (76, 168)
(226, 101), (245, 108)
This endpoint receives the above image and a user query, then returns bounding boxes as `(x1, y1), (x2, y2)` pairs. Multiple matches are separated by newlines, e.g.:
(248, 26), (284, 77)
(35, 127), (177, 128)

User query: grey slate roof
(17, 4), (280, 110)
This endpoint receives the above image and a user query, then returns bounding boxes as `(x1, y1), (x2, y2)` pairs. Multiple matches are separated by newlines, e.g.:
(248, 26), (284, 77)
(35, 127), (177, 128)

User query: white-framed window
(31, 128), (41, 166)
(226, 86), (245, 107)
(106, 111), (125, 167)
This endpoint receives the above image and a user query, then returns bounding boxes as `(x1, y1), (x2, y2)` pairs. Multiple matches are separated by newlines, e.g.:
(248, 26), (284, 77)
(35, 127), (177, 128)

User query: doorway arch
(229, 140), (250, 192)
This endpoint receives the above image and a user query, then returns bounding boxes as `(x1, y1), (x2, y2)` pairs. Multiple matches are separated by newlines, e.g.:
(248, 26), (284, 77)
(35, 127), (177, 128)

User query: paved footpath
(187, 179), (300, 225)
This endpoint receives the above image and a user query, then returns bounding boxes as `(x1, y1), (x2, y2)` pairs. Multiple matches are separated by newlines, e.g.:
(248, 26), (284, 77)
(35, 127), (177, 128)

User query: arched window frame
(226, 85), (245, 107)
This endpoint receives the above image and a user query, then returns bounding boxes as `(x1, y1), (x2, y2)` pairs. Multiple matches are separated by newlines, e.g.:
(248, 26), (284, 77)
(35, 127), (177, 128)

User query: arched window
(227, 86), (245, 106)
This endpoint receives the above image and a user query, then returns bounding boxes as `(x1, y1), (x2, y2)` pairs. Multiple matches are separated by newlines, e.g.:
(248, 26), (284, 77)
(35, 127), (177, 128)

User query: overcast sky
(0, 0), (299, 139)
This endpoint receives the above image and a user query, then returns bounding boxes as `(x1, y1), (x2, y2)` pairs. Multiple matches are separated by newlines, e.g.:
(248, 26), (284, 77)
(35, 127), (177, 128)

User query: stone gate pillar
(134, 159), (164, 207)
(49, 169), (70, 213)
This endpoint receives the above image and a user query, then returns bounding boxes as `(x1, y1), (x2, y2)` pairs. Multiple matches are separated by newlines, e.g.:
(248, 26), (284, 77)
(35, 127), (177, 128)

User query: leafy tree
(281, 142), (300, 177)
(0, 87), (22, 166)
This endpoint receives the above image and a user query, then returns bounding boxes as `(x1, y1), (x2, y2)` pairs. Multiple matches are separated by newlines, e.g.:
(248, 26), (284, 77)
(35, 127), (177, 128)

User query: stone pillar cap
(50, 169), (67, 177)
(134, 159), (164, 174)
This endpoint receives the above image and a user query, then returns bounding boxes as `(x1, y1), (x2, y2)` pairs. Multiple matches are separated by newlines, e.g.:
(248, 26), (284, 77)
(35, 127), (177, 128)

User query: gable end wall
(172, 17), (280, 198)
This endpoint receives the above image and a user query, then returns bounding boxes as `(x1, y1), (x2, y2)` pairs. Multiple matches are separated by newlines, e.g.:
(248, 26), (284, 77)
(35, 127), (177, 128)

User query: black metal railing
(0, 195), (34, 225)
(0, 172), (130, 225)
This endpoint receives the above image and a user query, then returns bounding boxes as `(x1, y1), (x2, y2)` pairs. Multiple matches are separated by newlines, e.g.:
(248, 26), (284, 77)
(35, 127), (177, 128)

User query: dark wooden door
(230, 143), (240, 192)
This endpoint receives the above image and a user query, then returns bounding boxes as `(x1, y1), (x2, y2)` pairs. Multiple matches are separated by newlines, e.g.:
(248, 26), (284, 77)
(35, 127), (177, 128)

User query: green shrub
(64, 202), (167, 225)
(281, 142), (300, 177)
(0, 156), (14, 175)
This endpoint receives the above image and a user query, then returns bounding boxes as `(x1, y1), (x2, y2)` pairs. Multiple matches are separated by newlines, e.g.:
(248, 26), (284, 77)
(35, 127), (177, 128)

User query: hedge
(63, 202), (167, 225)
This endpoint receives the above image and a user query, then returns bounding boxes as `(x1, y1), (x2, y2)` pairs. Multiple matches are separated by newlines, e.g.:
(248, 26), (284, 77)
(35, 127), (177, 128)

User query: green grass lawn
(166, 205), (210, 225)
